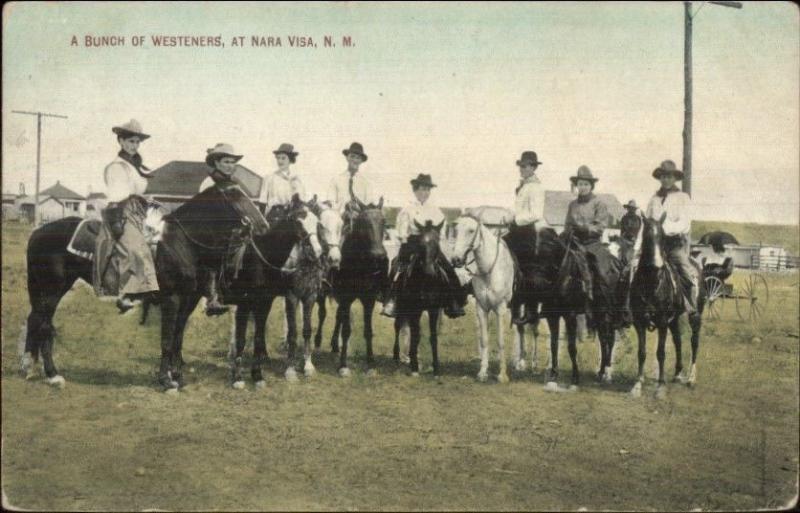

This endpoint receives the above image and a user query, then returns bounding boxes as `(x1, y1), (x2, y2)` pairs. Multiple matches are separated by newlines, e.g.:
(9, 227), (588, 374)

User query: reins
(458, 220), (503, 277)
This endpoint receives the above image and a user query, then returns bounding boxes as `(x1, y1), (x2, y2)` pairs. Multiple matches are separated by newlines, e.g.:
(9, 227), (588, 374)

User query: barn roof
(39, 181), (85, 200)
(87, 192), (107, 200)
(2, 193), (17, 202)
(145, 161), (263, 199)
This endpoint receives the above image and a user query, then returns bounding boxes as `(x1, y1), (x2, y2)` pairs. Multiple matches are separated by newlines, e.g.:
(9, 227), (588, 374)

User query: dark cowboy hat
(624, 199), (638, 210)
(272, 143), (298, 158)
(342, 142), (368, 162)
(516, 150), (542, 167)
(652, 160), (684, 180)
(205, 143), (243, 168)
(570, 165), (599, 184)
(112, 119), (150, 140)
(410, 173), (437, 189)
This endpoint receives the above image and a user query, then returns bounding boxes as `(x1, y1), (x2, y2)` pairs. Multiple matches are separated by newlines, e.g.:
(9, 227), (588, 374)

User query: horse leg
(655, 326), (668, 399)
(284, 294), (299, 382)
(496, 304), (510, 384)
(687, 313), (701, 386)
(531, 318), (540, 372)
(314, 294), (326, 351)
(171, 294), (200, 389)
(603, 325), (616, 383)
(232, 300), (250, 389)
(363, 297), (376, 370)
(512, 323), (526, 372)
(630, 323), (648, 397)
(393, 317), (402, 362)
(337, 300), (353, 376)
(251, 296), (273, 387)
(331, 303), (342, 354)
(302, 296), (316, 377)
(429, 308), (441, 379)
(409, 314), (421, 376)
(159, 294), (180, 391)
(565, 313), (579, 388)
(23, 296), (59, 384)
(670, 317), (684, 383)
(475, 305), (490, 382)
(545, 315), (560, 387)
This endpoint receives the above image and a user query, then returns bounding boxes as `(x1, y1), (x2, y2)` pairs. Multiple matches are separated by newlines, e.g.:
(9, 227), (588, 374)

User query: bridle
(455, 217), (502, 277)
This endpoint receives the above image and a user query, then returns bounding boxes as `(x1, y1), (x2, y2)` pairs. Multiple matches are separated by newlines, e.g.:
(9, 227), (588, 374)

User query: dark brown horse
(629, 215), (706, 398)
(328, 198), (388, 377)
(391, 220), (448, 377)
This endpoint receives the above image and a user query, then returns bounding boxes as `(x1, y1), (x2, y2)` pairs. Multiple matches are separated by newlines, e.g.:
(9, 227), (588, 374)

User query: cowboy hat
(652, 160), (684, 180)
(516, 150), (542, 167)
(624, 199), (638, 210)
(342, 142), (368, 162)
(112, 119), (150, 140)
(410, 173), (437, 189)
(272, 143), (299, 158)
(205, 143), (243, 167)
(570, 165), (598, 184)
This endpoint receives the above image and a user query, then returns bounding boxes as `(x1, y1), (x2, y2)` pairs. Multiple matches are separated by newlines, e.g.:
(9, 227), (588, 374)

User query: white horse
(451, 215), (516, 383)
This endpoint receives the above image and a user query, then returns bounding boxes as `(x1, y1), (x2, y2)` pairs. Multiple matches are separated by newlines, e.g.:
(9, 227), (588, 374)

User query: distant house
(12, 181), (86, 223)
(145, 161), (263, 211)
(86, 192), (108, 220)
(2, 193), (18, 220)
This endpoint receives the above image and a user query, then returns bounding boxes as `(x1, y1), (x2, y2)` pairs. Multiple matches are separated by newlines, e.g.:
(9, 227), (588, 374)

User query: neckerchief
(118, 150), (151, 178)
(656, 185), (680, 204)
(515, 175), (537, 195)
(576, 192), (595, 204)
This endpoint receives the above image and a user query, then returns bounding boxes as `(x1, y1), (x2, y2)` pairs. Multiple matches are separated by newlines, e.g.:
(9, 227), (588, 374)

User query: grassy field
(2, 220), (798, 511)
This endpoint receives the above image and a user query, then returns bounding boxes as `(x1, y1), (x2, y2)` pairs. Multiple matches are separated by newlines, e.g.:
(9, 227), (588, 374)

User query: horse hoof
(568, 384), (579, 393)
(673, 374), (687, 384)
(655, 386), (667, 400)
(629, 382), (642, 398)
(400, 355), (411, 364)
(304, 366), (316, 378)
(514, 360), (527, 372)
(254, 380), (266, 390)
(285, 368), (299, 383)
(366, 369), (378, 378)
(339, 367), (351, 378)
(497, 374), (510, 384)
(477, 372), (488, 383)
(544, 381), (560, 393)
(46, 375), (66, 389)
(165, 387), (180, 396)
(410, 371), (420, 378)
(232, 380), (246, 390)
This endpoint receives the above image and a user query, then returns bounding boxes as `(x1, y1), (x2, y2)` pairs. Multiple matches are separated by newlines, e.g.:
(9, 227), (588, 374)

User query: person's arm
(395, 208), (410, 243)
(327, 177), (341, 213)
(663, 193), (691, 235)
(514, 184), (544, 226)
(645, 195), (657, 220)
(105, 162), (131, 203)
(587, 198), (608, 237)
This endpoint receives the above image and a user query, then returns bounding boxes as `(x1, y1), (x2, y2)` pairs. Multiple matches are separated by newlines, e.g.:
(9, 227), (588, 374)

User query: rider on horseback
(261, 143), (306, 225)
(94, 119), (160, 314)
(381, 174), (467, 319)
(198, 143), (268, 316)
(562, 166), (620, 324)
(644, 160), (699, 316)
(327, 142), (378, 227)
(503, 150), (547, 325)
(618, 199), (641, 266)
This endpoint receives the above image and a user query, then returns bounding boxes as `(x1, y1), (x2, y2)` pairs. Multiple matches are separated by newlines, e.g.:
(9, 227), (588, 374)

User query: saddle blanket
(66, 219), (102, 261)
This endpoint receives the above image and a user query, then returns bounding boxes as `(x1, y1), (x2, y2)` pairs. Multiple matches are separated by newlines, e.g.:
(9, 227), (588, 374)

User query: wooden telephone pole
(683, 0), (742, 197)
(11, 110), (68, 225)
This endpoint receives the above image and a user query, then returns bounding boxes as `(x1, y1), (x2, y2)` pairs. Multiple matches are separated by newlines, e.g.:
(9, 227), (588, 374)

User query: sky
(2, 1), (799, 224)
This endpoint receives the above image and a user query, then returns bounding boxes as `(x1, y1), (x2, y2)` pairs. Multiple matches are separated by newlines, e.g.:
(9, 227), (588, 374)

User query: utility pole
(11, 110), (68, 225)
(683, 0), (742, 197)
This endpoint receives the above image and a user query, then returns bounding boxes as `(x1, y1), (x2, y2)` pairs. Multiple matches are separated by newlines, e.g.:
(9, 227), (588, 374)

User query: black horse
(328, 198), (388, 376)
(229, 195), (319, 388)
(155, 184), (269, 391)
(629, 216), (706, 397)
(391, 220), (447, 377)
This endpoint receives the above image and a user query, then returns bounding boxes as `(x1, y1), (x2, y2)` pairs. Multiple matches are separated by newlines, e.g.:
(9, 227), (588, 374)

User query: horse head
(288, 193), (322, 259)
(639, 214), (665, 270)
(451, 215), (481, 268)
(347, 197), (386, 260)
(319, 204), (344, 268)
(415, 219), (445, 278)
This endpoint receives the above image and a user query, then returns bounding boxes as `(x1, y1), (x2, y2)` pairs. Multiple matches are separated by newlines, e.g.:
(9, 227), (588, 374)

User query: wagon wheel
(735, 273), (770, 322)
(703, 276), (725, 320)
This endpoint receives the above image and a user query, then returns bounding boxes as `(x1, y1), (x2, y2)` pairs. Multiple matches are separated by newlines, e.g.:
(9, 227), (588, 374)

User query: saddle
(66, 219), (103, 260)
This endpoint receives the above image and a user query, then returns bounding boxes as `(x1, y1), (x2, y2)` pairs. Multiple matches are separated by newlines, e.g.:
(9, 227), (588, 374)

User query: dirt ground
(2, 221), (798, 511)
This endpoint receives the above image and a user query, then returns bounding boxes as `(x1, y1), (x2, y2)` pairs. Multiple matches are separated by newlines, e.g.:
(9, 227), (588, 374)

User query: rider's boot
(116, 295), (136, 314)
(205, 273), (230, 317)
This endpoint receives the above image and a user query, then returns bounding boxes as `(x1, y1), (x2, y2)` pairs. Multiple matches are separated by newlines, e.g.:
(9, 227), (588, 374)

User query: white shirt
(395, 198), (447, 244)
(105, 157), (150, 203)
(261, 169), (305, 208)
(327, 170), (376, 213)
(645, 189), (692, 236)
(514, 175), (546, 227)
